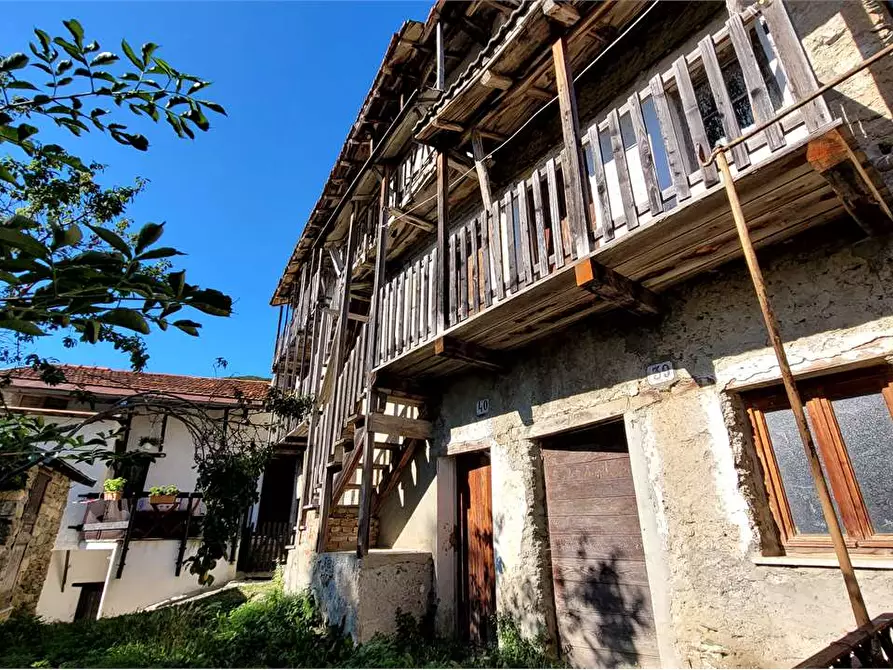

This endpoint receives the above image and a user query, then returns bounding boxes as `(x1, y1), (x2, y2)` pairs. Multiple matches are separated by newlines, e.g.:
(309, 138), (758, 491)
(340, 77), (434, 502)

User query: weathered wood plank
(516, 181), (534, 286)
(627, 92), (664, 216)
(419, 257), (428, 340)
(448, 231), (458, 325)
(530, 170), (551, 276)
(367, 412), (433, 440)
(503, 190), (518, 293)
(574, 257), (660, 316)
(434, 336), (504, 372)
(673, 55), (719, 186)
(480, 213), (493, 307)
(472, 130), (493, 210)
(699, 36), (750, 169)
(649, 74), (690, 201)
(545, 157), (568, 259)
(428, 251), (437, 337)
(470, 220), (481, 314)
(607, 108), (639, 231)
(552, 35), (591, 257)
(459, 224), (469, 320)
(436, 150), (449, 332)
(759, 0), (829, 131)
(584, 129), (614, 241)
(488, 200), (505, 301)
(727, 14), (785, 152)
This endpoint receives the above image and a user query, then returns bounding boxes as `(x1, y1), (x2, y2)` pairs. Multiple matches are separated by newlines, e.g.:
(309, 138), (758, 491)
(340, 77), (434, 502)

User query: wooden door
(74, 583), (104, 621)
(543, 421), (660, 668)
(457, 452), (496, 645)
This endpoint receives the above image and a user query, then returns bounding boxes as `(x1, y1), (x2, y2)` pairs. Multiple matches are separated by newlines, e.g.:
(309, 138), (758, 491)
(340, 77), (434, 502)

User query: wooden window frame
(744, 366), (893, 555)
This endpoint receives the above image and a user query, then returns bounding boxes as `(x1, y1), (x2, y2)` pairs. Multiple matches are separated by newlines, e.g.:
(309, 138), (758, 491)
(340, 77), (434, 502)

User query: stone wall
(0, 467), (69, 619)
(435, 222), (893, 667)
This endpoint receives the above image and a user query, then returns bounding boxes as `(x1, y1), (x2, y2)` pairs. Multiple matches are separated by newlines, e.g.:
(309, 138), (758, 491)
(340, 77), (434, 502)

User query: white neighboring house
(1, 365), (284, 622)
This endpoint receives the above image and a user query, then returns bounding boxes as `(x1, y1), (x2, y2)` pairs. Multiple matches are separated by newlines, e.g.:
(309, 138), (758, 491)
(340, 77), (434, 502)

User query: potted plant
(102, 477), (126, 501)
(148, 485), (179, 505)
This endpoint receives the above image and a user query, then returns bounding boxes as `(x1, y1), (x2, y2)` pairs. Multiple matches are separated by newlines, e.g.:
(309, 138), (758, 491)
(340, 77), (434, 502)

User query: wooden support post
(714, 147), (870, 628)
(807, 127), (893, 236)
(356, 424), (375, 556)
(367, 166), (390, 374)
(552, 35), (591, 258)
(436, 150), (449, 334)
(472, 130), (493, 210)
(436, 21), (445, 91)
(574, 258), (660, 317)
(433, 335), (504, 372)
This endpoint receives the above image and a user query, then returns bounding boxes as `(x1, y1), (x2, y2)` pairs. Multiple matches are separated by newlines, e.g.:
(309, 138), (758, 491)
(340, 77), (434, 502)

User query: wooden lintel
(389, 207), (436, 233)
(432, 118), (464, 133)
(574, 258), (661, 317)
(481, 70), (512, 90)
(366, 412), (433, 440)
(475, 128), (506, 143)
(543, 0), (580, 26)
(527, 86), (553, 101)
(807, 127), (893, 236)
(433, 335), (504, 372)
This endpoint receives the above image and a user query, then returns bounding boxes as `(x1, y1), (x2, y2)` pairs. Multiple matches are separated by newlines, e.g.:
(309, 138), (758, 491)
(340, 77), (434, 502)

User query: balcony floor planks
(374, 123), (849, 381)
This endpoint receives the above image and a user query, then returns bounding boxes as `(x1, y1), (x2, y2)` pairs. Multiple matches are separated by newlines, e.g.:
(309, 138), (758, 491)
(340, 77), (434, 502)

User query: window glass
(764, 408), (832, 534)
(641, 97), (673, 192)
(832, 392), (893, 534)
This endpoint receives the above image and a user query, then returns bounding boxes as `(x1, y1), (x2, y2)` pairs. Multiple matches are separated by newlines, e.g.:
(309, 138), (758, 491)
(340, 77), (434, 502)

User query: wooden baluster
(489, 201), (505, 301)
(516, 180), (534, 286)
(727, 14), (785, 151)
(459, 225), (469, 320)
(448, 231), (457, 325)
(607, 109), (639, 231)
(628, 92), (664, 216)
(530, 171), (551, 276)
(699, 36), (750, 169)
(673, 55), (719, 186)
(503, 190), (518, 293)
(479, 213), (493, 307)
(428, 251), (436, 336)
(545, 158), (569, 259)
(470, 220), (481, 314)
(649, 73), (691, 201)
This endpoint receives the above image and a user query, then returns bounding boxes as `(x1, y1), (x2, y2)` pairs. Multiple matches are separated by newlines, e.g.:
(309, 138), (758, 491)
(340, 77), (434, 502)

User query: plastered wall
(431, 222), (893, 667)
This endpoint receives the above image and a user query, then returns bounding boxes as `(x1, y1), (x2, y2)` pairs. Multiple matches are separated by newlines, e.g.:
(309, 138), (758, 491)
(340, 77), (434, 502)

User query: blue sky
(2, 1), (428, 379)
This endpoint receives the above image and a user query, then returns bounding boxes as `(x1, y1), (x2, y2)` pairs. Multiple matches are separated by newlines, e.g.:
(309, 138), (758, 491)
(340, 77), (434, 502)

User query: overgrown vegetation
(0, 581), (563, 669)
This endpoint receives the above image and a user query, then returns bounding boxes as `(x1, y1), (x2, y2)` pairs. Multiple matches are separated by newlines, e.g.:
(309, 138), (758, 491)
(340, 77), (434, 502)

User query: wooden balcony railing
(796, 613), (893, 668)
(372, 7), (832, 370)
(390, 142), (436, 209)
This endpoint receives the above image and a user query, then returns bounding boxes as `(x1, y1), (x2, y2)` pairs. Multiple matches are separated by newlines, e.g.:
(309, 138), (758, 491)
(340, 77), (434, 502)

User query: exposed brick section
(324, 506), (379, 552)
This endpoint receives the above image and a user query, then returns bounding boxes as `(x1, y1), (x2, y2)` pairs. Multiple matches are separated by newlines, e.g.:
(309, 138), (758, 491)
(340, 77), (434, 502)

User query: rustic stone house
(1, 366), (279, 621)
(270, 0), (893, 666)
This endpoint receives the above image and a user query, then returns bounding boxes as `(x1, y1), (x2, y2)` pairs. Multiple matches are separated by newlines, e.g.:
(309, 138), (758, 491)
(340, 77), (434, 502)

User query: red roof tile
(4, 365), (270, 403)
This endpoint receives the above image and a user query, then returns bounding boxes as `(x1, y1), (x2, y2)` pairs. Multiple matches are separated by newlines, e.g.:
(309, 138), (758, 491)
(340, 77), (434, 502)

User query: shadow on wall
(375, 438), (437, 548)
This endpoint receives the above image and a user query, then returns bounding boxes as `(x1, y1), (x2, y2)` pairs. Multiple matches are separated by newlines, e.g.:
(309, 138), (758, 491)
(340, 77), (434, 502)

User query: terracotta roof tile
(4, 365), (270, 403)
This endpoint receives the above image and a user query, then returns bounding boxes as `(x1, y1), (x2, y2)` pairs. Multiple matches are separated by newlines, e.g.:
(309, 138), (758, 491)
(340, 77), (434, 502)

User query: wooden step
(374, 441), (403, 452)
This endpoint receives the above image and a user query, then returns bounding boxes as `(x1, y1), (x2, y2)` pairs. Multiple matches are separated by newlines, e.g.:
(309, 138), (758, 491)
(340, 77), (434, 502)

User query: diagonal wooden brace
(574, 258), (660, 317)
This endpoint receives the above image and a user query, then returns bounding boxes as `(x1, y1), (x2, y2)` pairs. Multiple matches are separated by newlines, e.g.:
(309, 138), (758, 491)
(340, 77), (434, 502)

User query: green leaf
(167, 270), (185, 297)
(135, 222), (164, 254)
(187, 288), (232, 317)
(199, 100), (226, 116)
(5, 81), (38, 91)
(56, 59), (73, 74)
(90, 52), (118, 67)
(16, 124), (38, 141)
(173, 319), (201, 336)
(0, 53), (29, 72)
(63, 19), (85, 48)
(0, 318), (46, 337)
(86, 224), (132, 258)
(53, 38), (86, 64)
(121, 39), (142, 69)
(98, 308), (150, 334)
(187, 80), (210, 95)
(34, 29), (52, 54)
(141, 42), (158, 66)
(62, 225), (83, 247)
(0, 227), (46, 257)
(183, 107), (210, 131)
(0, 165), (16, 185)
(135, 246), (183, 261)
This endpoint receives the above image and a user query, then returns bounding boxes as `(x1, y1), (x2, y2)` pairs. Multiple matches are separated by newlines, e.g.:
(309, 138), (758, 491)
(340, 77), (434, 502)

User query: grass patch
(0, 581), (562, 668)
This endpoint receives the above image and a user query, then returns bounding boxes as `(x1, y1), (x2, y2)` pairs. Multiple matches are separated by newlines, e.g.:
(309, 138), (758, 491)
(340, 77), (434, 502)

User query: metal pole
(712, 147), (870, 628)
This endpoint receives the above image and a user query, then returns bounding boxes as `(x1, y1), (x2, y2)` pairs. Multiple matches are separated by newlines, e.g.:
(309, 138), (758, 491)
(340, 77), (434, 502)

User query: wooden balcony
(369, 8), (890, 382)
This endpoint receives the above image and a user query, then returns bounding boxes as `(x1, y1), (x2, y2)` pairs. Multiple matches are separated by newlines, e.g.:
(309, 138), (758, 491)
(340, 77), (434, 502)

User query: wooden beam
(481, 70), (512, 90)
(388, 207), (436, 233)
(356, 424), (375, 556)
(374, 438), (419, 514)
(472, 130), (493, 210)
(432, 118), (464, 133)
(574, 258), (661, 317)
(367, 412), (434, 440)
(475, 128), (506, 143)
(552, 35), (591, 257)
(543, 0), (580, 26)
(436, 151), (449, 333)
(433, 335), (504, 372)
(807, 128), (893, 236)
(447, 151), (476, 174)
(526, 86), (553, 101)
(435, 20), (445, 91)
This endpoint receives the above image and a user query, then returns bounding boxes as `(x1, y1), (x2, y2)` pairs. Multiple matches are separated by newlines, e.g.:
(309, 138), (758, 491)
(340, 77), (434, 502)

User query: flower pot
(149, 494), (178, 505)
(103, 491), (122, 501)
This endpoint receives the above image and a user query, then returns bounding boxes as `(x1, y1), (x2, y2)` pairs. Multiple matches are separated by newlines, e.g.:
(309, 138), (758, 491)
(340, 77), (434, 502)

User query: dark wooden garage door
(543, 421), (660, 668)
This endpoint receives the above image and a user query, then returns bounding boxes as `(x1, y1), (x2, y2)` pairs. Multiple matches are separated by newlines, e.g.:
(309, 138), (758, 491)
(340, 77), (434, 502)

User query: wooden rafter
(574, 258), (660, 317)
(434, 335), (504, 372)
